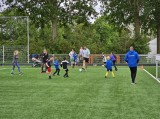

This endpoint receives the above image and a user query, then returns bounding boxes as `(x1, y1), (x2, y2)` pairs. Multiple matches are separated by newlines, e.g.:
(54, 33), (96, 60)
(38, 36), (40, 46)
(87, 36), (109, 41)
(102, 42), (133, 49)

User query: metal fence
(0, 45), (28, 63)
(0, 47), (159, 66)
(53, 54), (158, 64)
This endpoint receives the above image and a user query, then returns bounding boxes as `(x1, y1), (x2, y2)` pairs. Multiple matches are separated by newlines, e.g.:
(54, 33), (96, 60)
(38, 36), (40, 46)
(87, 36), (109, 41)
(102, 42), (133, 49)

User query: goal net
(0, 16), (29, 63)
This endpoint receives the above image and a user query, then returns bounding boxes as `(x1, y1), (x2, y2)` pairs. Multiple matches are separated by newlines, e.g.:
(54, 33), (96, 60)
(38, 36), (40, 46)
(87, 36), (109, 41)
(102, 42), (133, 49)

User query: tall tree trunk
(52, 19), (57, 42)
(157, 24), (160, 54)
(155, 1), (160, 54)
(133, 0), (141, 40)
(134, 17), (141, 40)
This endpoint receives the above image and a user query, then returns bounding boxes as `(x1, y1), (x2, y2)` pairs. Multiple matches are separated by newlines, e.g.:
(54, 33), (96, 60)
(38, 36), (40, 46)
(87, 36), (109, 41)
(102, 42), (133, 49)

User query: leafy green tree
(0, 17), (28, 45)
(4, 0), (98, 41)
(100, 0), (151, 40)
(132, 35), (150, 54)
(142, 0), (160, 53)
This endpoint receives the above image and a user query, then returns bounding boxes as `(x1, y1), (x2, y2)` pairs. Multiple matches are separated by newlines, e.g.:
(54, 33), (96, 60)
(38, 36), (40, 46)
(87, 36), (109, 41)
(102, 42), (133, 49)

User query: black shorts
(103, 62), (106, 64)
(83, 57), (89, 63)
(107, 69), (112, 71)
(64, 68), (69, 72)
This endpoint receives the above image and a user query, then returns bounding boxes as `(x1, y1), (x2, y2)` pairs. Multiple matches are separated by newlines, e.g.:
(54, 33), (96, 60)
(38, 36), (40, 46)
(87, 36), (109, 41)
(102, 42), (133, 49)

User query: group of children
(45, 56), (69, 79)
(11, 50), (116, 79)
(45, 52), (116, 79)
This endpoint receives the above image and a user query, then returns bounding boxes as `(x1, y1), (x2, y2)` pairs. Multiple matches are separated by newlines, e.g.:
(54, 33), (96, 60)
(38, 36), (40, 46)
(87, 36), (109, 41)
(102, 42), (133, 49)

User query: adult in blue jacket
(124, 46), (140, 84)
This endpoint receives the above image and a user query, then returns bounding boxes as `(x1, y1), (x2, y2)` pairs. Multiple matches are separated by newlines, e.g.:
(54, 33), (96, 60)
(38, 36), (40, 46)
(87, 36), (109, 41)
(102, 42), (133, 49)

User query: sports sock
(111, 72), (115, 77)
(49, 76), (51, 79)
(106, 72), (108, 76)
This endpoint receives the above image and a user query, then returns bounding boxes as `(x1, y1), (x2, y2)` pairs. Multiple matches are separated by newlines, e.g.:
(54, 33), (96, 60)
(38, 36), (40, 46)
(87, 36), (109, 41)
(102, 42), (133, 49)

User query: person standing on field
(40, 49), (49, 73)
(79, 47), (83, 60)
(124, 46), (140, 84)
(11, 50), (23, 75)
(82, 46), (90, 72)
(110, 51), (117, 71)
(69, 48), (74, 66)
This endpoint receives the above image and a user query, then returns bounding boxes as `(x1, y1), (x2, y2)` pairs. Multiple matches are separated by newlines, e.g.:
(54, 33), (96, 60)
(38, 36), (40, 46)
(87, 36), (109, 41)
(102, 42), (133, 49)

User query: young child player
(102, 52), (107, 66)
(53, 57), (60, 76)
(46, 56), (53, 79)
(105, 56), (115, 78)
(71, 57), (74, 68)
(11, 50), (23, 75)
(72, 51), (77, 68)
(61, 57), (69, 78)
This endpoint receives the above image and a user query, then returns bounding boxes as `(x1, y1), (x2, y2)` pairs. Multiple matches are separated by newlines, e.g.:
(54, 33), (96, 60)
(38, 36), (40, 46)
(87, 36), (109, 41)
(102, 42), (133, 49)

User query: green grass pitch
(0, 66), (160, 119)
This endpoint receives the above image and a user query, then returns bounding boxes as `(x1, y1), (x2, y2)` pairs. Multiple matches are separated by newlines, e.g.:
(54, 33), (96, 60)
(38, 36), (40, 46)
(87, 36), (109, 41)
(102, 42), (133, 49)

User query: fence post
(53, 54), (54, 63)
(27, 16), (29, 63)
(78, 54), (80, 63)
(3, 45), (4, 63)
(156, 60), (158, 79)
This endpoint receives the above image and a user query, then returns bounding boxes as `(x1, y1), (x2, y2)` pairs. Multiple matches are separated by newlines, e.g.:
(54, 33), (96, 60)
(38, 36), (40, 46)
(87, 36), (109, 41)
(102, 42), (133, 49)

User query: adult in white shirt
(82, 46), (90, 71)
(69, 48), (74, 61)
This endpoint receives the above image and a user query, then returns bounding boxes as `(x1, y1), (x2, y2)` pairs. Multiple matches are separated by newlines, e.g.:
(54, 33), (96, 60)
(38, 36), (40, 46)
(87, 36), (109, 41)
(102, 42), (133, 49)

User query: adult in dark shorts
(82, 46), (90, 72)
(40, 49), (49, 73)
(124, 46), (140, 84)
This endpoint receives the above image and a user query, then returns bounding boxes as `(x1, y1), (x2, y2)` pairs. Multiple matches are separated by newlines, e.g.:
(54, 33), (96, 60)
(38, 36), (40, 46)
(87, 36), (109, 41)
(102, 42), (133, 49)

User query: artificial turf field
(0, 66), (160, 119)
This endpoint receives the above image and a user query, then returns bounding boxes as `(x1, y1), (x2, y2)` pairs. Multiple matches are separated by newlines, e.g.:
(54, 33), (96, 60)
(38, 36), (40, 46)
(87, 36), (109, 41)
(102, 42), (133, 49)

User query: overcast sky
(0, 0), (101, 23)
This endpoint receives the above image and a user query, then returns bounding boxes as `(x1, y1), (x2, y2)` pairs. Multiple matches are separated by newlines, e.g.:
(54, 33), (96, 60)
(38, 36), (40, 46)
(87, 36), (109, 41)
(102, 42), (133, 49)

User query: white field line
(143, 69), (160, 83)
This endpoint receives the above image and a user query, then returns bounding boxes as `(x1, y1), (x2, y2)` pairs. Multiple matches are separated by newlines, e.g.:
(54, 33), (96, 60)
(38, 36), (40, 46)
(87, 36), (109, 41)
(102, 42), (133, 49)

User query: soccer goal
(0, 16), (29, 63)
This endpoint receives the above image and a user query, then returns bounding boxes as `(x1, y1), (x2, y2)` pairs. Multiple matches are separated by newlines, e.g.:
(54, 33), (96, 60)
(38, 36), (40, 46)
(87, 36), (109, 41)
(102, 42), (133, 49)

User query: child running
(105, 56), (115, 78)
(72, 51), (77, 68)
(61, 57), (69, 78)
(53, 57), (60, 76)
(46, 56), (53, 79)
(102, 52), (107, 66)
(11, 50), (23, 75)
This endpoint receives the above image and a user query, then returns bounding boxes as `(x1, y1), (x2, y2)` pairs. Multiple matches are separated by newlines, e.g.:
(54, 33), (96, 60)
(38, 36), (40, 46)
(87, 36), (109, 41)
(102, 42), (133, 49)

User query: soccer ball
(79, 69), (82, 72)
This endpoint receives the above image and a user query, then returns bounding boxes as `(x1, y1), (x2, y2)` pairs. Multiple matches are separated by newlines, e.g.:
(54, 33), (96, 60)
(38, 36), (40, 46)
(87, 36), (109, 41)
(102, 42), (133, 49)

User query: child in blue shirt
(105, 56), (115, 78)
(53, 57), (60, 76)
(72, 52), (77, 68)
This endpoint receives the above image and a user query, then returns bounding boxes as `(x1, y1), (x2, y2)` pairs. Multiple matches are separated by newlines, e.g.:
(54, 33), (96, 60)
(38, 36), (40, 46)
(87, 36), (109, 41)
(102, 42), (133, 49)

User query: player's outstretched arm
(111, 62), (113, 66)
(46, 63), (49, 68)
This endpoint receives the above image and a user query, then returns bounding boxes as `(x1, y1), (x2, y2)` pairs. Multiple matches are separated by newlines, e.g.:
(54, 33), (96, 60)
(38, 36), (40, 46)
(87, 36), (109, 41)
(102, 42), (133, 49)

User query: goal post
(156, 55), (160, 80)
(0, 16), (29, 63)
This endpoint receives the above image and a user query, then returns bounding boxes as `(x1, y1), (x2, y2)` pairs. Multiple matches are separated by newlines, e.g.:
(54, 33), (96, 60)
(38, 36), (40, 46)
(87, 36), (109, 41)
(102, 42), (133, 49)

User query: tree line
(0, 0), (159, 54)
